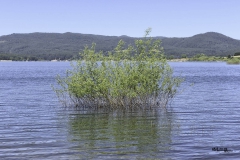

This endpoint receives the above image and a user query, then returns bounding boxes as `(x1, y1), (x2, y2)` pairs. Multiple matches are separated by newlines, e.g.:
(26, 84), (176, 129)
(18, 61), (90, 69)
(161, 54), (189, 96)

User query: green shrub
(227, 57), (240, 64)
(54, 29), (182, 110)
(181, 54), (187, 58)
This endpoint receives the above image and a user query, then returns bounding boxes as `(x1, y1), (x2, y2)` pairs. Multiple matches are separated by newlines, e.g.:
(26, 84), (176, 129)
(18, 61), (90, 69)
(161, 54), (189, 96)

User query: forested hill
(0, 32), (240, 61)
(0, 33), (136, 60)
(162, 32), (240, 57)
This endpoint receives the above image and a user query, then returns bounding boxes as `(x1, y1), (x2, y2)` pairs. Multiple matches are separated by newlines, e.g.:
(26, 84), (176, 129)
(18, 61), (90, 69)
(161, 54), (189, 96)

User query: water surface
(0, 62), (240, 159)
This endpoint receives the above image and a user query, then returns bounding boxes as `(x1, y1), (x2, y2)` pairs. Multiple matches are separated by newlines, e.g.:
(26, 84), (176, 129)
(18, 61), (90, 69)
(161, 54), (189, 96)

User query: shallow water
(0, 61), (240, 159)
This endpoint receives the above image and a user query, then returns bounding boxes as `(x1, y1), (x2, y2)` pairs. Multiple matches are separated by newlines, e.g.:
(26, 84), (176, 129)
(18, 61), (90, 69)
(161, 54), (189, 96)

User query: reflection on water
(68, 110), (178, 159)
(1, 62), (240, 159)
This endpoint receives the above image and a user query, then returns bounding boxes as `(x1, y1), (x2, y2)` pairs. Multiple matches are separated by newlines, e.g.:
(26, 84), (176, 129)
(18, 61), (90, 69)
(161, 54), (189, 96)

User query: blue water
(0, 61), (240, 159)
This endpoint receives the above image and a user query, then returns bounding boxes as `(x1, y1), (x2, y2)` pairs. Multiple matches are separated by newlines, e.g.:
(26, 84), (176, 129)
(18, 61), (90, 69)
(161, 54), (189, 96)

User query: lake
(0, 61), (240, 159)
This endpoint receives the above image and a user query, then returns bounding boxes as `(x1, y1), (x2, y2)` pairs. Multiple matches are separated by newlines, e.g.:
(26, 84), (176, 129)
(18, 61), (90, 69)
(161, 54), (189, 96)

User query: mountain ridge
(0, 32), (240, 60)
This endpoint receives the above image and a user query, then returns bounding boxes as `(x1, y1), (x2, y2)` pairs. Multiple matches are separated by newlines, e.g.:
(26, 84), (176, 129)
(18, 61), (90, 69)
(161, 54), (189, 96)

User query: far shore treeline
(0, 32), (240, 61)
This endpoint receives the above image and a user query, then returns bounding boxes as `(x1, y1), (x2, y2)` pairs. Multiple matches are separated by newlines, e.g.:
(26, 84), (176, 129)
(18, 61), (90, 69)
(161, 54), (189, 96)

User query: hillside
(0, 33), (136, 60)
(162, 32), (240, 57)
(0, 32), (240, 60)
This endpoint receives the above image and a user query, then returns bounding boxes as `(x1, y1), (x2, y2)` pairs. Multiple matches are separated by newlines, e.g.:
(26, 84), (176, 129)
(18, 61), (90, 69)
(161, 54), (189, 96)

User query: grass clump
(54, 29), (182, 110)
(227, 57), (240, 64)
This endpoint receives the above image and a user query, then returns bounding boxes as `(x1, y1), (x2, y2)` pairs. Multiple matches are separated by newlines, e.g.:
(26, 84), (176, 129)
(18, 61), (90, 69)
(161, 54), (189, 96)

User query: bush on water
(54, 29), (182, 111)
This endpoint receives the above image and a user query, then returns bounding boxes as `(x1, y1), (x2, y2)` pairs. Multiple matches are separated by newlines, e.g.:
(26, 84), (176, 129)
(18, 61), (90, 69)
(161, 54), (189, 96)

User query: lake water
(0, 61), (240, 159)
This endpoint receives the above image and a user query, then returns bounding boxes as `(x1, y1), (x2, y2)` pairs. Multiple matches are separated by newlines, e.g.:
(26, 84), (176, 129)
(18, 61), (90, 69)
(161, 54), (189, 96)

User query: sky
(1, 0), (240, 39)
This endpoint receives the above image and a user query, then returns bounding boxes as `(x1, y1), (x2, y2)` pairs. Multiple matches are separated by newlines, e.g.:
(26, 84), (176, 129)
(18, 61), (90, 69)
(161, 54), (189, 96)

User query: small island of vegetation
(54, 29), (182, 111)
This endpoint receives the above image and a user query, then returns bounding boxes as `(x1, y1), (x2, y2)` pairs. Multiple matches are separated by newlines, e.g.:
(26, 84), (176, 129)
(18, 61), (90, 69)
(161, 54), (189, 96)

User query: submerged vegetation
(54, 29), (182, 111)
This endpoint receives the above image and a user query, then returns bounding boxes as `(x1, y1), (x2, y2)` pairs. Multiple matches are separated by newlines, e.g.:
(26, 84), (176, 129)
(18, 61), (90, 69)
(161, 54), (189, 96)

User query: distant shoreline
(0, 56), (239, 64)
(0, 60), (13, 62)
(0, 59), (226, 62)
